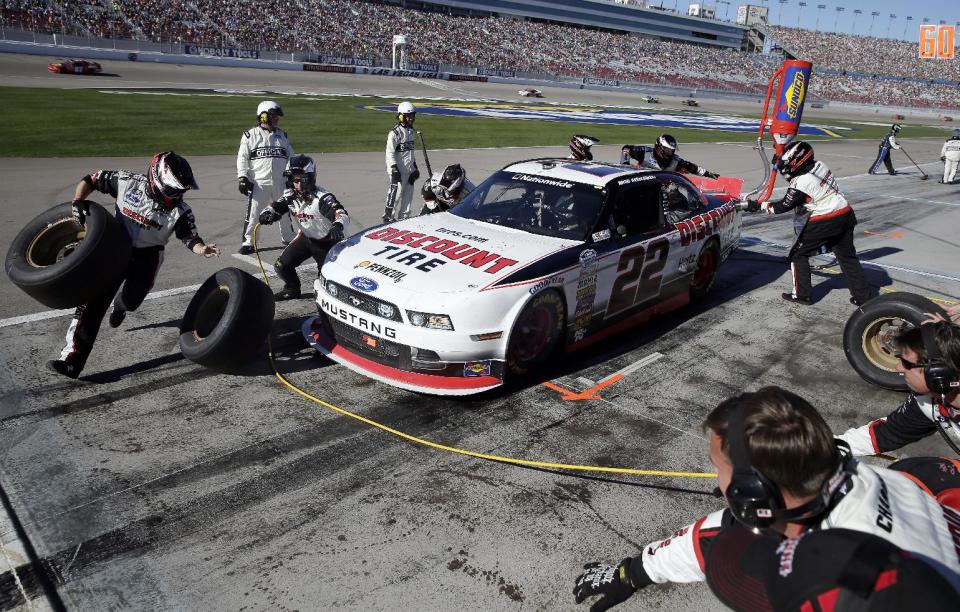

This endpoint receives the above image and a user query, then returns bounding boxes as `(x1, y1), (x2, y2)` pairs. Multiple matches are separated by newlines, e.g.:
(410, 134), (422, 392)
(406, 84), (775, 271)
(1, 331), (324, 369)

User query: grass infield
(5, 86), (949, 157)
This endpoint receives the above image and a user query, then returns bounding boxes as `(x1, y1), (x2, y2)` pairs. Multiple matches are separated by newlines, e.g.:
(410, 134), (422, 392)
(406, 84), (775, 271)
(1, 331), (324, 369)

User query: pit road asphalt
(0, 54), (958, 610)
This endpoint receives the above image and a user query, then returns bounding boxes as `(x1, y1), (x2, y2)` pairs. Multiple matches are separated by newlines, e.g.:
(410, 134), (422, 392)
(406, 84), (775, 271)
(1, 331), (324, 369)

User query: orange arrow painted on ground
(542, 374), (625, 401)
(863, 229), (904, 238)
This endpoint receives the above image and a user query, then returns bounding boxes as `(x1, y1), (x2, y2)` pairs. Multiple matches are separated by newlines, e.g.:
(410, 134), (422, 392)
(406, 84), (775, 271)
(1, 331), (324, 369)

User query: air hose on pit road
(250, 224), (717, 482)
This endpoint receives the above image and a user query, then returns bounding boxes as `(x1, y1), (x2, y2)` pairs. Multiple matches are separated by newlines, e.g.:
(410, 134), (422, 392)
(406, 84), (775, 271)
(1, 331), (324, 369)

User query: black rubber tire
(689, 239), (720, 301)
(843, 292), (947, 390)
(179, 267), (276, 372)
(4, 201), (131, 308)
(506, 290), (565, 376)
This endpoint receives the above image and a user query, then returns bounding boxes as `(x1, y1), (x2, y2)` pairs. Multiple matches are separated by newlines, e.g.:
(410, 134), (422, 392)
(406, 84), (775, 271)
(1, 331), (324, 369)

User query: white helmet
(257, 100), (283, 123)
(397, 101), (416, 126)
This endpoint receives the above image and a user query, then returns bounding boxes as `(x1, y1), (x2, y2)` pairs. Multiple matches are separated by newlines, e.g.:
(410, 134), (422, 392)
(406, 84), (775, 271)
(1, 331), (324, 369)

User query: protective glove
(238, 176), (253, 196)
(573, 559), (640, 612)
(71, 199), (89, 227)
(702, 170), (720, 179)
(258, 206), (281, 225)
(408, 168), (421, 185)
(941, 156), (946, 162)
(390, 165), (402, 184)
(761, 202), (775, 215)
(744, 199), (761, 213)
(328, 221), (345, 242)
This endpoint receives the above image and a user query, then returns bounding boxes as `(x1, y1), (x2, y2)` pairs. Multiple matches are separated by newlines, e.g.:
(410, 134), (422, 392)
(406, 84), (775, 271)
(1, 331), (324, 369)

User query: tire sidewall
(506, 290), (565, 376)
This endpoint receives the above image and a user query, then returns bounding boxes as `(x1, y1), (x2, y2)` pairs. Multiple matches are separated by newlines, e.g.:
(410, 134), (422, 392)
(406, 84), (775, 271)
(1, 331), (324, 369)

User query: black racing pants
(789, 210), (870, 303)
(57, 246), (163, 371)
(274, 232), (335, 292)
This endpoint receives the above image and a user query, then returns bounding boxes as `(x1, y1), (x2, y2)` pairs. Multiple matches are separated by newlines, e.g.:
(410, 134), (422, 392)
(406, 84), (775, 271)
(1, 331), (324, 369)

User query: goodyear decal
(360, 104), (843, 136)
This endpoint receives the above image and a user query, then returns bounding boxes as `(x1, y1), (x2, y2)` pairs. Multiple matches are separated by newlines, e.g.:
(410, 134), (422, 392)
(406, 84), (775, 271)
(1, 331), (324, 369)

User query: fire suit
(620, 460), (960, 589)
(941, 136), (960, 184)
(838, 394), (950, 455)
(419, 170), (475, 215)
(238, 125), (295, 246)
(261, 186), (350, 294)
(383, 123), (419, 221)
(761, 160), (870, 304)
(620, 145), (716, 177)
(869, 131), (900, 175)
(58, 170), (206, 372)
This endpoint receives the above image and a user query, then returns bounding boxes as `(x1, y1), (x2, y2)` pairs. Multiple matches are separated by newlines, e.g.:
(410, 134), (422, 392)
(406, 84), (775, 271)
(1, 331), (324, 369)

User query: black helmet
(283, 154), (316, 191)
(653, 134), (678, 165)
(891, 123), (902, 133)
(953, 128), (960, 139)
(147, 151), (197, 207)
(569, 134), (598, 161)
(776, 140), (816, 178)
(435, 164), (467, 205)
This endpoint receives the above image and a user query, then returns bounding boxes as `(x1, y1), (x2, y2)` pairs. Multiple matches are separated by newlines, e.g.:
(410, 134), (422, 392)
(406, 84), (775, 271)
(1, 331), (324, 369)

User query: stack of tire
(5, 202), (274, 372)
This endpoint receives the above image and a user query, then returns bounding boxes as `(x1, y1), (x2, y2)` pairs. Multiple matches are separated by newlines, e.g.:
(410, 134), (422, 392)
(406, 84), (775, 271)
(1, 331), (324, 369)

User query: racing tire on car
(689, 239), (720, 301)
(506, 290), (565, 377)
(179, 267), (275, 372)
(4, 201), (131, 309)
(843, 292), (947, 391)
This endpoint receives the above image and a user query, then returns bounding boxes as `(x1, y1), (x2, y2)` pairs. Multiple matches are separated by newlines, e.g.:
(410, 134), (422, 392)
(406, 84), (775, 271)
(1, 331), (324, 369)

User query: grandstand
(1, 0), (957, 110)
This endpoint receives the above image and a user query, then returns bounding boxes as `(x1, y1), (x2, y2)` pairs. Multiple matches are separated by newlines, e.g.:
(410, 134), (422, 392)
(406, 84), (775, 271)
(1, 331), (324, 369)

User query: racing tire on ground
(506, 290), (566, 376)
(843, 292), (947, 391)
(4, 201), (131, 309)
(689, 239), (720, 301)
(179, 267), (276, 372)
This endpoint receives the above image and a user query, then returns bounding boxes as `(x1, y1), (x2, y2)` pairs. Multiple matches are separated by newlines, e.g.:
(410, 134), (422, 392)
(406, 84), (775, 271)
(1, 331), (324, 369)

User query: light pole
(886, 14), (896, 38)
(815, 4), (826, 32)
(834, 7), (844, 33)
(777, 0), (788, 26)
(902, 16), (912, 40)
(797, 1), (807, 28)
(717, 0), (731, 21)
(869, 11), (879, 37)
(852, 8), (862, 34)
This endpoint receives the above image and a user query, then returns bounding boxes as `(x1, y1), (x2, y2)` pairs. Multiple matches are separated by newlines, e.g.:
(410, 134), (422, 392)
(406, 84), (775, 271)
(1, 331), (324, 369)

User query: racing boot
(275, 287), (301, 301)
(781, 292), (813, 305)
(46, 359), (81, 379)
(108, 304), (127, 328)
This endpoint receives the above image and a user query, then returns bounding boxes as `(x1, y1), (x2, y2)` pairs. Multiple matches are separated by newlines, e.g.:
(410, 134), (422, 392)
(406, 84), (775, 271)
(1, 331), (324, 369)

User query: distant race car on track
(641, 95), (660, 103)
(304, 159), (743, 395)
(518, 88), (544, 98)
(47, 59), (102, 75)
(681, 99), (699, 107)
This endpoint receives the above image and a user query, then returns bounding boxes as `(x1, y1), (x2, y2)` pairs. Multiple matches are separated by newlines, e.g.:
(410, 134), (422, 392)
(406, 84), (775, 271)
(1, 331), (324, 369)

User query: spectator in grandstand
(941, 129), (960, 184)
(48, 153), (220, 379)
(869, 124), (902, 176)
(838, 319), (960, 458)
(237, 100), (295, 255)
(571, 386), (960, 611)
(383, 101), (420, 222)
(745, 141), (870, 307)
(620, 134), (719, 178)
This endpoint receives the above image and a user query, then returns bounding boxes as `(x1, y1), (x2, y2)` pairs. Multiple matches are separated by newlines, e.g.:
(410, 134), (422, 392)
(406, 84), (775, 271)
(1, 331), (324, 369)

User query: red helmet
(147, 151), (198, 206)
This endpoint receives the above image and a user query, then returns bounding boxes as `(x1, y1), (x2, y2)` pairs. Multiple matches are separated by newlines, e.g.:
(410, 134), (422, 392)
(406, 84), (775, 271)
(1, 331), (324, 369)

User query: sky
(662, 1), (960, 41)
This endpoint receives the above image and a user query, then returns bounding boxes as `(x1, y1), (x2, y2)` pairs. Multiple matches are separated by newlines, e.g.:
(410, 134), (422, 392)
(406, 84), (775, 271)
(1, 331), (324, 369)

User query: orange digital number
(919, 25), (937, 59)
(937, 26), (955, 60)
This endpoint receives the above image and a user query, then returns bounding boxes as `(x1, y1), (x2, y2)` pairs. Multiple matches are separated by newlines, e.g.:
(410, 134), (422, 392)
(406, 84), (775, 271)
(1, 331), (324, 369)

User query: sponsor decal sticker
(579, 249), (598, 265)
(529, 275), (564, 295)
(354, 260), (407, 283)
(350, 276), (379, 292)
(464, 360), (492, 377)
(364, 227), (518, 275)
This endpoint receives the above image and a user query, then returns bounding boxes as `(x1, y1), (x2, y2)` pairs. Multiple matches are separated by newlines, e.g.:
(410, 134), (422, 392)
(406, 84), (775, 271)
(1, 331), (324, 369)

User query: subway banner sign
(919, 25), (955, 59)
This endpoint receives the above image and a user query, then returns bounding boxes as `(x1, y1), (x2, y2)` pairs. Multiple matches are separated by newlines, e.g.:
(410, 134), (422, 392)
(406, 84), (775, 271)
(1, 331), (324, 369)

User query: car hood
(325, 213), (579, 299)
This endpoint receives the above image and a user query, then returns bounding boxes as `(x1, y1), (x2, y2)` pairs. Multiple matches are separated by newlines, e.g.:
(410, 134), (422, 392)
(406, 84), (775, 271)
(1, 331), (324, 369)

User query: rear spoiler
(685, 175), (744, 200)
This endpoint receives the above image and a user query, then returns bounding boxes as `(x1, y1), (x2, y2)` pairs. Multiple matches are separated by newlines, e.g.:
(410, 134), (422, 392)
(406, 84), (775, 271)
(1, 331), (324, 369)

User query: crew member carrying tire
(620, 134), (719, 178)
(259, 154), (350, 301)
(49, 152), (221, 379)
(419, 164), (474, 215)
(745, 140), (871, 307)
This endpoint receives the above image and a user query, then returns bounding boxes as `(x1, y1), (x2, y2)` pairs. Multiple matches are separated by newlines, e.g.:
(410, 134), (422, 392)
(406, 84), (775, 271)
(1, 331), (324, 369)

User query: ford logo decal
(350, 276), (378, 292)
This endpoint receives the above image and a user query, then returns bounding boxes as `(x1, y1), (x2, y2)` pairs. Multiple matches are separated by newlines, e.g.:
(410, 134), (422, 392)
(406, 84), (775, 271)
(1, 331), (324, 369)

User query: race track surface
(1, 54), (959, 611)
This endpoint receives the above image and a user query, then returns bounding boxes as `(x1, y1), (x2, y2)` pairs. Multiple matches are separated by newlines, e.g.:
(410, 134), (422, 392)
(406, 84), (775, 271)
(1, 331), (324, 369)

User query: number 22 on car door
(604, 237), (672, 317)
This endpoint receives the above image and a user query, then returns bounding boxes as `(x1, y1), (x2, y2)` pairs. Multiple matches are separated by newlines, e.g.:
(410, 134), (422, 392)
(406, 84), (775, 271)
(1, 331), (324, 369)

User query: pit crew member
(745, 140), (870, 306)
(572, 386), (960, 611)
(238, 100), (295, 254)
(620, 134), (719, 178)
(569, 134), (599, 161)
(940, 129), (960, 184)
(419, 163), (475, 215)
(869, 123), (901, 175)
(383, 101), (420, 222)
(48, 152), (221, 379)
(258, 155), (349, 301)
(838, 320), (960, 458)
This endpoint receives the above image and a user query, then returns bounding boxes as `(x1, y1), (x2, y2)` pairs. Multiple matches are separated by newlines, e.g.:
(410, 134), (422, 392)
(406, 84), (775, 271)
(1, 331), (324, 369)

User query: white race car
(641, 95), (660, 103)
(304, 159), (743, 395)
(519, 88), (544, 98)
